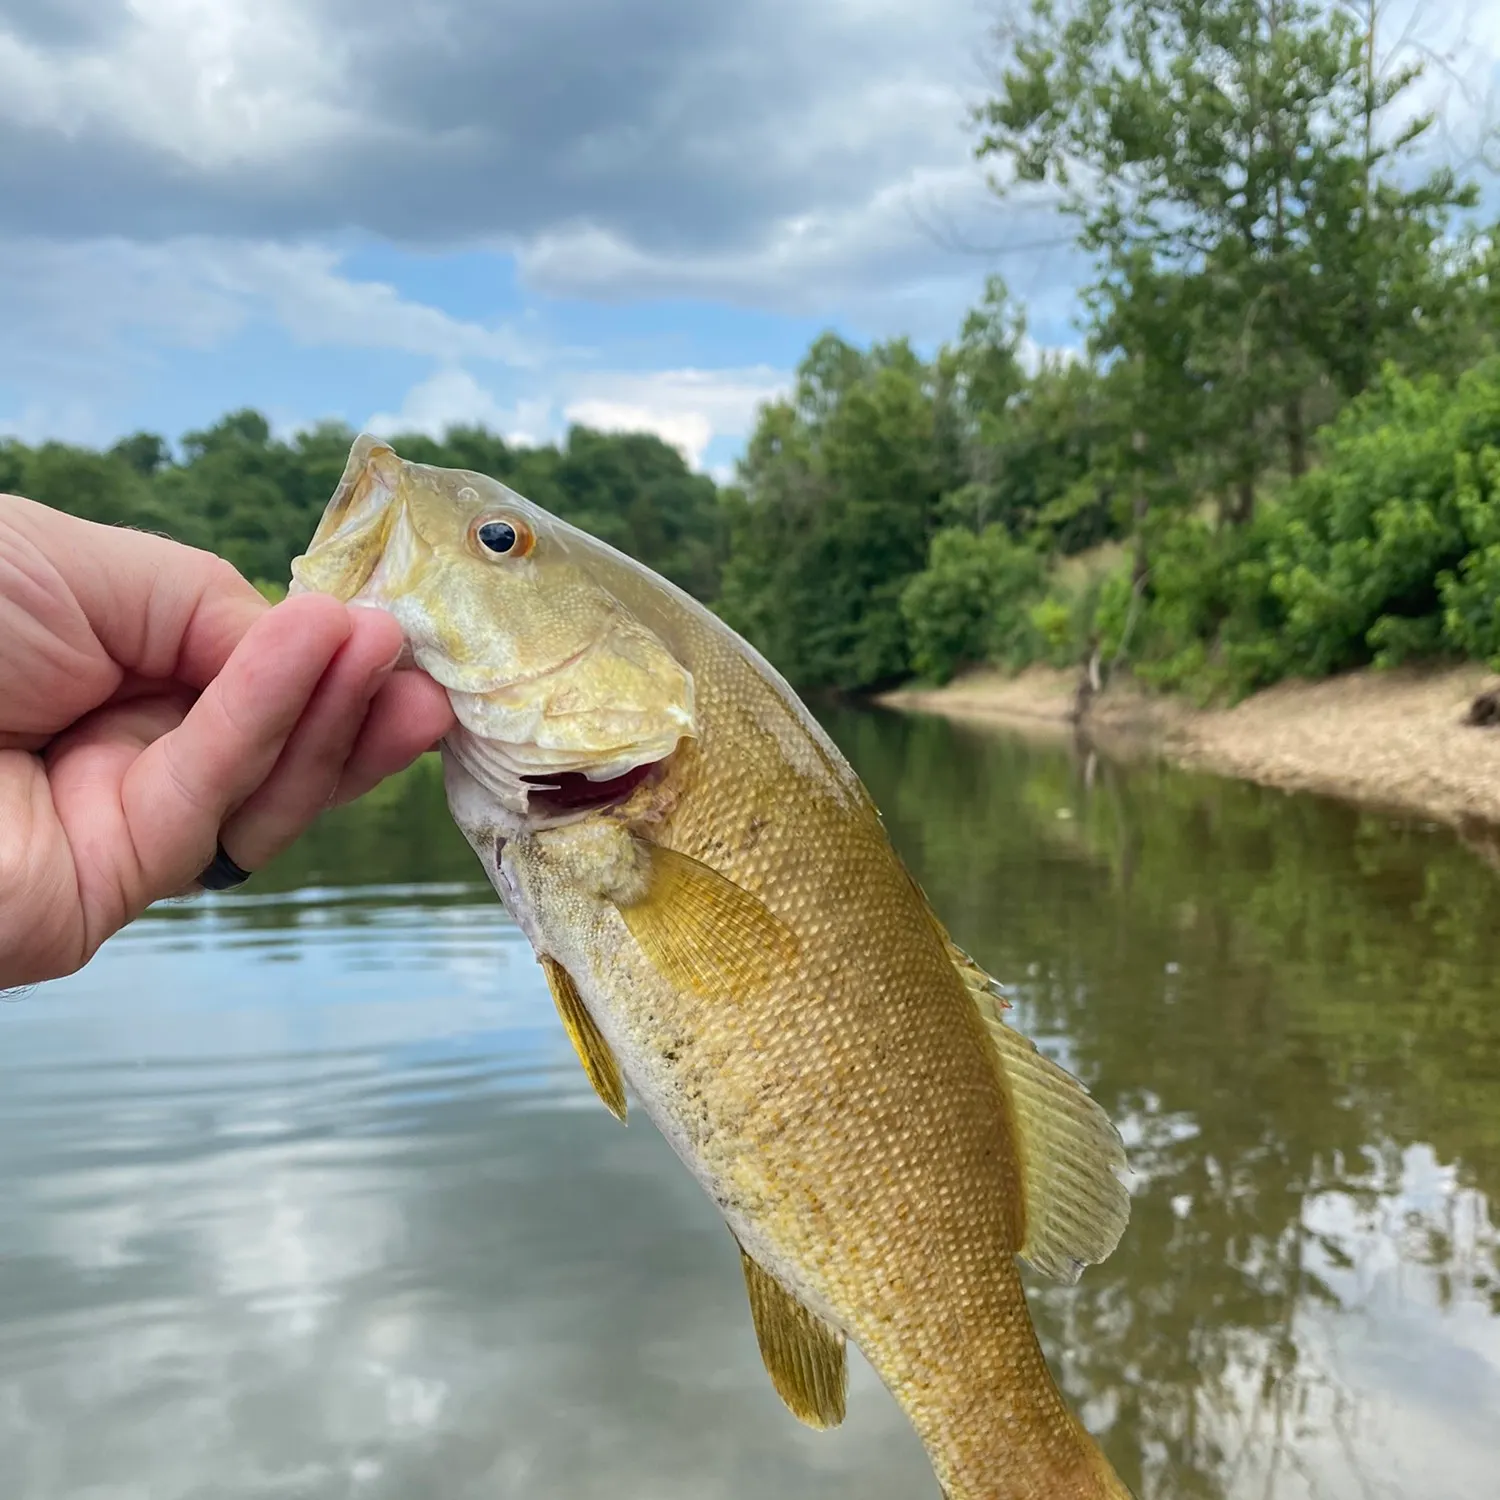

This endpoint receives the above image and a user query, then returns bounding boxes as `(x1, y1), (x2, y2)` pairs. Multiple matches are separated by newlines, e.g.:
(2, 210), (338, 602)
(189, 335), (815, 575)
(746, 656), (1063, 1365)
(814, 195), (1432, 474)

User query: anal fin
(540, 955), (627, 1123)
(738, 1247), (847, 1430)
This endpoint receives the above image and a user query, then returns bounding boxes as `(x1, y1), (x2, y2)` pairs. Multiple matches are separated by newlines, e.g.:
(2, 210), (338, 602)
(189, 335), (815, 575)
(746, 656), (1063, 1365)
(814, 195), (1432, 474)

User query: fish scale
(292, 435), (1136, 1500)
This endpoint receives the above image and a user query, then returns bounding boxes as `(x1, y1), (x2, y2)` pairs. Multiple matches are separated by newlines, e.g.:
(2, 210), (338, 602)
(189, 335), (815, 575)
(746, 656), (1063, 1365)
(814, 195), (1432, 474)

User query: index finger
(1, 494), (270, 690)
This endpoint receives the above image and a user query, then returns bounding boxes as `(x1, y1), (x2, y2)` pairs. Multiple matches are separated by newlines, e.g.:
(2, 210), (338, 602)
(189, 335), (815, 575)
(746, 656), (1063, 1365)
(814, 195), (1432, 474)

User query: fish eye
(469, 515), (533, 559)
(477, 521), (516, 554)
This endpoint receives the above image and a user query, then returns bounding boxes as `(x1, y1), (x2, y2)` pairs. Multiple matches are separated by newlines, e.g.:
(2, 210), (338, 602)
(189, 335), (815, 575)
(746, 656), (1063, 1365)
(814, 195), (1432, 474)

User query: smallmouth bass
(291, 436), (1135, 1500)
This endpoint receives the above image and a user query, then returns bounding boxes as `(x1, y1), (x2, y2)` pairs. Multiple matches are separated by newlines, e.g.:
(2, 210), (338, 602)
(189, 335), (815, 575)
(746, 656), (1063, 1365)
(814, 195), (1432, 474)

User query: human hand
(0, 494), (456, 988)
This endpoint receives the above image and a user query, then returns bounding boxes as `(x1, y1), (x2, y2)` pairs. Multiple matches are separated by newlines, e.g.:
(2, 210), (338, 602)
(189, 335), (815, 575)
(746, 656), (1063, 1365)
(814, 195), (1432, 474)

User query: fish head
(290, 434), (696, 821)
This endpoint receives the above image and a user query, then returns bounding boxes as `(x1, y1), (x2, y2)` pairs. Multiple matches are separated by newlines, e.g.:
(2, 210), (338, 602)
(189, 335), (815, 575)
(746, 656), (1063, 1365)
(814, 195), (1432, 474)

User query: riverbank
(878, 662), (1500, 830)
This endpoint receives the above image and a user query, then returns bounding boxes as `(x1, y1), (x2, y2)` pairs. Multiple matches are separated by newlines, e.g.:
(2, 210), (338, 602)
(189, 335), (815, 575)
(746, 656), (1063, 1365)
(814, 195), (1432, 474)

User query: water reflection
(2, 720), (1497, 1498)
(821, 705), (1500, 1500)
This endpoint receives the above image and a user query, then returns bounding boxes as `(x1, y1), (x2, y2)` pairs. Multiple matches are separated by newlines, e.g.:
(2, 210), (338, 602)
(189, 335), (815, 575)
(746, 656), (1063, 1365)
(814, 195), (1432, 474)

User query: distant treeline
(9, 0), (1500, 703)
(0, 413), (726, 606)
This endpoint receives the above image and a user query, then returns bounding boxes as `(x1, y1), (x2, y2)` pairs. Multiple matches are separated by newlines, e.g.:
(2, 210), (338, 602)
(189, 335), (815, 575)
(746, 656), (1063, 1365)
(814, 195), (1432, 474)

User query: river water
(2, 707), (1497, 1499)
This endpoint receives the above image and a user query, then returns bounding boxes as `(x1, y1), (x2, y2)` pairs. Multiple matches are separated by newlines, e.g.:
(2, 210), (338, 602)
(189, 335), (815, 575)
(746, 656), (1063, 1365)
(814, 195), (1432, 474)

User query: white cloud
(364, 369), (552, 447)
(364, 364), (789, 471)
(0, 0), (1023, 322)
(4, 0), (1495, 456)
(211, 243), (538, 365)
(564, 400), (714, 468)
(563, 367), (789, 466)
(0, 0), (363, 167)
(0, 234), (541, 444)
(0, 235), (535, 364)
(516, 164), (1007, 319)
(0, 395), (111, 447)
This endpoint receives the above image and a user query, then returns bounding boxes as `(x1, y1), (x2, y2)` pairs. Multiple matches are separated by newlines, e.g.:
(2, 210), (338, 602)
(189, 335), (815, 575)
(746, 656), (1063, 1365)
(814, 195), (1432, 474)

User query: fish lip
(346, 599), (418, 668)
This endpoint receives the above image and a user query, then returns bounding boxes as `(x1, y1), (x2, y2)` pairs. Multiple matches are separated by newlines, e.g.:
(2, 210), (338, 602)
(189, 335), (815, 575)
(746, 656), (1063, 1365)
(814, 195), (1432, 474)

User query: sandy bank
(878, 662), (1500, 830)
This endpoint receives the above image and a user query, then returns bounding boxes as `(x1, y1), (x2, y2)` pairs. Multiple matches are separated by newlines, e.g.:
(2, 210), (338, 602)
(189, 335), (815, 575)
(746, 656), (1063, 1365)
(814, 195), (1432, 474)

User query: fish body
(292, 437), (1134, 1500)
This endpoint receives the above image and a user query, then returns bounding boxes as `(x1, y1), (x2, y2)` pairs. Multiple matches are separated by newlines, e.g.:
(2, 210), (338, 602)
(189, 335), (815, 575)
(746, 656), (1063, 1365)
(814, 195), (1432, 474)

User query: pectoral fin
(738, 1247), (847, 1430)
(615, 842), (798, 1003)
(540, 955), (627, 1123)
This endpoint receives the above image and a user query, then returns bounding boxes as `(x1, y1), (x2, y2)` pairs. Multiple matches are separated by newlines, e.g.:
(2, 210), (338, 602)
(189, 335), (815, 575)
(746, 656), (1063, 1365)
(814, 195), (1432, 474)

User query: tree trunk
(1284, 393), (1307, 479)
(1131, 488), (1149, 588)
(1226, 476), (1256, 526)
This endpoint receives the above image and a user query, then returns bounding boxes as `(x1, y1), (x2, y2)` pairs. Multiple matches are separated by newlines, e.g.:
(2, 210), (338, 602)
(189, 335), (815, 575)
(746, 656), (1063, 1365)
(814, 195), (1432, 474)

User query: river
(2, 707), (1497, 1499)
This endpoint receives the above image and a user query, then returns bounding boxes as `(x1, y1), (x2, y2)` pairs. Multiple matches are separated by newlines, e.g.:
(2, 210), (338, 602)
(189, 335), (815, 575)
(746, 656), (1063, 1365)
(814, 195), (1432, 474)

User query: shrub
(1256, 360), (1500, 677)
(1121, 358), (1500, 698)
(900, 526), (1046, 682)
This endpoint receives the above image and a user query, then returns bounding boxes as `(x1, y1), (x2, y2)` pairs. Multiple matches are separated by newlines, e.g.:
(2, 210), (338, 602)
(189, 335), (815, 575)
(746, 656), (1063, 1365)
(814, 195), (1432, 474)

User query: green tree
(109, 431), (170, 478)
(6, 412), (733, 616)
(550, 427), (727, 603)
(15, 441), (177, 537)
(0, 440), (26, 495)
(976, 0), (1477, 520)
(720, 336), (944, 690)
(153, 410), (316, 585)
(900, 525), (1047, 682)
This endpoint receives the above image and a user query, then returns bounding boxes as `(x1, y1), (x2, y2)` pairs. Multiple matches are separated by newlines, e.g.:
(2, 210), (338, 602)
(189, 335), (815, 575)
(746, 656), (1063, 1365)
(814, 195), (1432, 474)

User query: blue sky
(1, 0), (1496, 479)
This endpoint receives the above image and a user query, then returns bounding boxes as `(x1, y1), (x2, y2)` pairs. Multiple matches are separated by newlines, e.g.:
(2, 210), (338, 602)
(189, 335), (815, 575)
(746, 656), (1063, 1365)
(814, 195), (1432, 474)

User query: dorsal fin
(899, 865), (1012, 1012)
(985, 1013), (1130, 1283)
(902, 866), (1129, 1283)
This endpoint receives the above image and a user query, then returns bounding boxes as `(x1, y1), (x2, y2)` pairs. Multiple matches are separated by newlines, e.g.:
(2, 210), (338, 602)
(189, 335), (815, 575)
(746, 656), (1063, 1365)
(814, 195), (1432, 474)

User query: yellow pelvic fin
(615, 842), (798, 1004)
(738, 1247), (847, 1430)
(540, 955), (627, 1123)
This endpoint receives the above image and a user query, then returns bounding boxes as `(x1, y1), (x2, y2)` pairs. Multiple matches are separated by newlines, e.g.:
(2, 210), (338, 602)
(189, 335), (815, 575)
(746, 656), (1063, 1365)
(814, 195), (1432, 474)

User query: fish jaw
(440, 603), (696, 822)
(290, 435), (698, 822)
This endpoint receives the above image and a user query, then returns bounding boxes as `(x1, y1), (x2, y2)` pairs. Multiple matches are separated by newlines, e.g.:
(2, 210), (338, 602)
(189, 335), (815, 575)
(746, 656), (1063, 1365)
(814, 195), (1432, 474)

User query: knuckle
(205, 553), (251, 595)
(156, 730), (223, 821)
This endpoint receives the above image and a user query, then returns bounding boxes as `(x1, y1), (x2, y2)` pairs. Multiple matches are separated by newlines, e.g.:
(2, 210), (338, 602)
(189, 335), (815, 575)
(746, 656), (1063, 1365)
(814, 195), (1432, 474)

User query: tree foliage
(900, 527), (1047, 683)
(717, 334), (946, 690)
(720, 298), (1129, 690)
(976, 0), (1477, 520)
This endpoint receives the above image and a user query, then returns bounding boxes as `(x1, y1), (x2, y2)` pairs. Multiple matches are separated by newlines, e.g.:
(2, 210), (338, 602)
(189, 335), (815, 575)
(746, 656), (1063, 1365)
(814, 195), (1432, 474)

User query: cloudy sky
(1, 0), (1496, 475)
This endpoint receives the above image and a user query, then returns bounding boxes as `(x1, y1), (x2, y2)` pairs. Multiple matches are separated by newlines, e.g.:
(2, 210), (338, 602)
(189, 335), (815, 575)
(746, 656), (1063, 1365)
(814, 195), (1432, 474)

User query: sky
(2, 0), (1498, 478)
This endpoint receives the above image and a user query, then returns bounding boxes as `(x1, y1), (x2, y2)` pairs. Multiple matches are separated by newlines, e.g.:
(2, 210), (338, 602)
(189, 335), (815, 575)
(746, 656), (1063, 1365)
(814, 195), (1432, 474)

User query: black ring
(198, 840), (253, 891)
